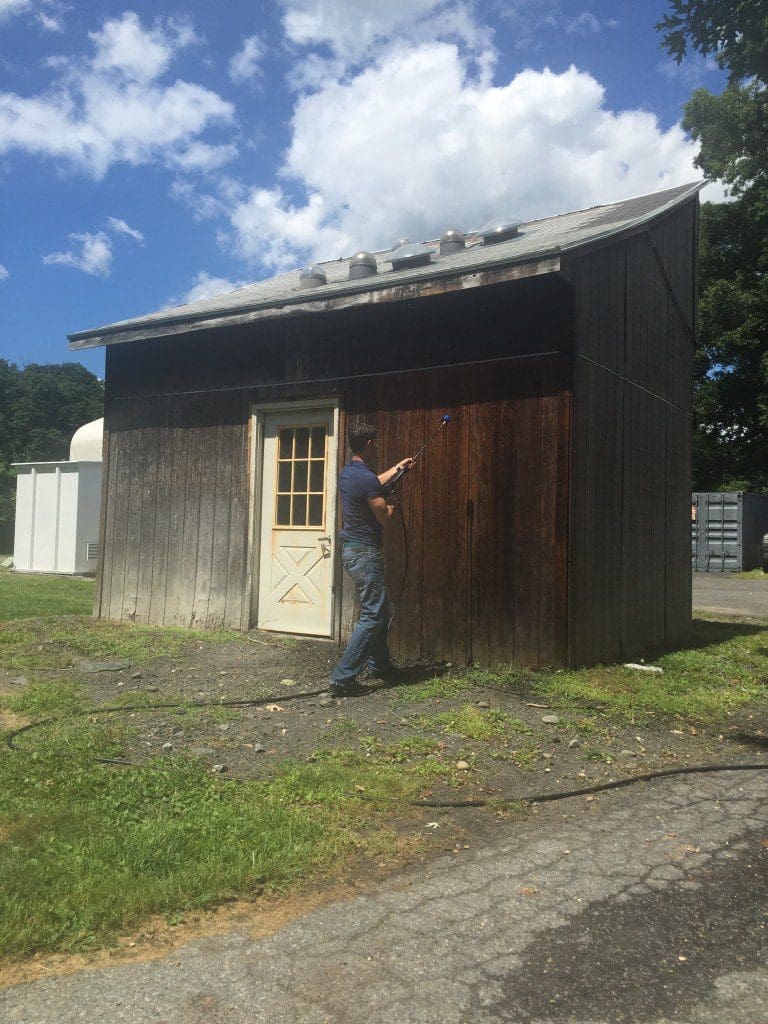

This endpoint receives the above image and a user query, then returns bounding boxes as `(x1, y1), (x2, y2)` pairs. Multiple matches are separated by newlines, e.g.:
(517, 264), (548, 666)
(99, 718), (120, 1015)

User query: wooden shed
(69, 182), (700, 669)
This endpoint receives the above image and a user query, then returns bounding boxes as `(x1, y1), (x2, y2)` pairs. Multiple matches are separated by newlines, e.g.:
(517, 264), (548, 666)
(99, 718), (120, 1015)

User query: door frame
(246, 397), (341, 635)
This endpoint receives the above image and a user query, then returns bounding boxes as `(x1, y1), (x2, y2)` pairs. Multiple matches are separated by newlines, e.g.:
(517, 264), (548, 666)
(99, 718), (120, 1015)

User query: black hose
(387, 484), (409, 630)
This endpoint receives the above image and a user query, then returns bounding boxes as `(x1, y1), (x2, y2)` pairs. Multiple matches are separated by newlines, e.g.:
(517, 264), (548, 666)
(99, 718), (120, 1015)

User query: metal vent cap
(389, 242), (435, 271)
(349, 251), (377, 279)
(480, 218), (522, 244)
(439, 228), (466, 256)
(299, 264), (327, 288)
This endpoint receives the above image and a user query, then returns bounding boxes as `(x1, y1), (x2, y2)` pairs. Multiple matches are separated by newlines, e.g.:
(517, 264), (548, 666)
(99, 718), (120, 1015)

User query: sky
(0, 0), (727, 378)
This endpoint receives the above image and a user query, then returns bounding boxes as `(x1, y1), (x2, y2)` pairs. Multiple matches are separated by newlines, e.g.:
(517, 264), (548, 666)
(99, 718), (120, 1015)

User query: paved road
(693, 573), (768, 617)
(3, 768), (767, 1024)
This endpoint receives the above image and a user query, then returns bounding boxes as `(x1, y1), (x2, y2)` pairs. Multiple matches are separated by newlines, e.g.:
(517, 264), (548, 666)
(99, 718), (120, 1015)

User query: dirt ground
(4, 631), (767, 804)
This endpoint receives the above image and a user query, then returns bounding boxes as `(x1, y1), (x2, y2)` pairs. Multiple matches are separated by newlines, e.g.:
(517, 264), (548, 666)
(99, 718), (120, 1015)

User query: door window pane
(276, 495), (291, 525)
(279, 430), (293, 459)
(310, 460), (324, 492)
(292, 494), (307, 524)
(294, 427), (310, 459)
(293, 460), (308, 492)
(311, 427), (326, 458)
(278, 461), (292, 492)
(308, 495), (323, 526)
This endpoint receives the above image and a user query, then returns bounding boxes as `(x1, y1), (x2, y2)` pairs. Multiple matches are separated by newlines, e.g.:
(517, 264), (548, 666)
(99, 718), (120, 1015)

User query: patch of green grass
(582, 745), (615, 763)
(0, 728), (418, 961)
(0, 679), (88, 718)
(0, 617), (244, 673)
(361, 735), (441, 762)
(731, 569), (768, 579)
(0, 571), (94, 621)
(518, 616), (768, 723)
(326, 717), (359, 739)
(419, 705), (534, 742)
(395, 674), (471, 703)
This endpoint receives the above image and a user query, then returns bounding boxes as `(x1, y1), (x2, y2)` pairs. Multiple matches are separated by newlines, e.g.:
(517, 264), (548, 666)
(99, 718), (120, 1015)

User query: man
(329, 422), (414, 697)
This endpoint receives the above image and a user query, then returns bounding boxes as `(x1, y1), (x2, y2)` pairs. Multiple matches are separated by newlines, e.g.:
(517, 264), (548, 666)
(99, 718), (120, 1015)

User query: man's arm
(367, 495), (395, 527)
(378, 457), (415, 487)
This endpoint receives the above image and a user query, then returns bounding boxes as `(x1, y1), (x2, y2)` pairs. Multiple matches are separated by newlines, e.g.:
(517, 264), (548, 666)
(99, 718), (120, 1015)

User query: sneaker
(328, 681), (368, 698)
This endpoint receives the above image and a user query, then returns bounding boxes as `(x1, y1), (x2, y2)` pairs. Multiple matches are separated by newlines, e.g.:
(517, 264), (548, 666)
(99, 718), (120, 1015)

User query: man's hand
(378, 456), (415, 487)
(386, 504), (395, 519)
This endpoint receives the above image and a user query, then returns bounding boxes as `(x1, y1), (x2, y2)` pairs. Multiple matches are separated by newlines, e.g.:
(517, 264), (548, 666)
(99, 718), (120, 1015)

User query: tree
(657, 2), (768, 490)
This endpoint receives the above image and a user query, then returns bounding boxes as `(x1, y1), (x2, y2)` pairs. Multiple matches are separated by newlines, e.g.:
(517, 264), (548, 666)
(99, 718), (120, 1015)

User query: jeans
(331, 543), (392, 686)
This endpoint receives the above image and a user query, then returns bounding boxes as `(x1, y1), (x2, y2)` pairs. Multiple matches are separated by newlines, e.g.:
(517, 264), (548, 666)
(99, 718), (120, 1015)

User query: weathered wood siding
(98, 275), (573, 664)
(97, 393), (249, 630)
(567, 200), (696, 664)
(347, 355), (571, 667)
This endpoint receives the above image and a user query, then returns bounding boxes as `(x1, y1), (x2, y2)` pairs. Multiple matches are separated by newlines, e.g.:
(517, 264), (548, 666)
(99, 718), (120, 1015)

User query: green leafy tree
(658, 1), (768, 490)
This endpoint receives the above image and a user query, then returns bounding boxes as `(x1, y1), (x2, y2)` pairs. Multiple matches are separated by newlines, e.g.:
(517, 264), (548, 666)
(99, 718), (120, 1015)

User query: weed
(395, 675), (470, 703)
(419, 705), (533, 742)
(327, 717), (359, 739)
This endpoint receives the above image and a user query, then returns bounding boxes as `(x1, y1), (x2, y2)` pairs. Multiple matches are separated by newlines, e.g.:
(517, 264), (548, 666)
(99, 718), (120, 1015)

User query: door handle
(319, 536), (332, 557)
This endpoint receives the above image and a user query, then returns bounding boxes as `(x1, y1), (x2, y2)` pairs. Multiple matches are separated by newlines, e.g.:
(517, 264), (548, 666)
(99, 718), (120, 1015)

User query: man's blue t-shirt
(339, 460), (384, 548)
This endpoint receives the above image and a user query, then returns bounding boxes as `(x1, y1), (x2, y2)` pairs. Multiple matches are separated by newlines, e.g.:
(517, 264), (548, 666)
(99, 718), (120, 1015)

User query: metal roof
(69, 181), (703, 350)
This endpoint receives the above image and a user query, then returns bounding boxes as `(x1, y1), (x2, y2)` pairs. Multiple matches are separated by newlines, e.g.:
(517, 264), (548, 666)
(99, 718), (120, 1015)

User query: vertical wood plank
(134, 406), (159, 625)
(148, 397), (173, 626)
(224, 395), (248, 629)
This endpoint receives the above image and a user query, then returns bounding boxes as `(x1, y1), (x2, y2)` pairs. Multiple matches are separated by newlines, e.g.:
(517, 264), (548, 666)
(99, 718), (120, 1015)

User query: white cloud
(225, 43), (708, 272)
(89, 12), (197, 84)
(0, 11), (234, 178)
(0, 0), (31, 23)
(0, 264), (9, 279)
(43, 231), (112, 275)
(229, 34), (264, 84)
(37, 11), (63, 32)
(0, 0), (65, 30)
(168, 270), (250, 307)
(281, 0), (491, 70)
(566, 12), (618, 35)
(107, 216), (144, 243)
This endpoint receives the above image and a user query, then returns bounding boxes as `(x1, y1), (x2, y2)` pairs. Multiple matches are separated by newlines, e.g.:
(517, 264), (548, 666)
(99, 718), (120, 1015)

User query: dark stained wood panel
(569, 201), (696, 664)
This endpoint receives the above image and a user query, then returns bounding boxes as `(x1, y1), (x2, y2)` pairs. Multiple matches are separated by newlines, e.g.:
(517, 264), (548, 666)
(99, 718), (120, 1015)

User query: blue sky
(0, 0), (726, 378)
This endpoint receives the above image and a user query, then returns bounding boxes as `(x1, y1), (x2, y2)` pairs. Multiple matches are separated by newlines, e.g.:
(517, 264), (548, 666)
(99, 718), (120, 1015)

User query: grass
(0, 721), (422, 961)
(395, 673), (471, 702)
(443, 617), (768, 723)
(419, 705), (534, 741)
(0, 617), (245, 673)
(0, 566), (95, 620)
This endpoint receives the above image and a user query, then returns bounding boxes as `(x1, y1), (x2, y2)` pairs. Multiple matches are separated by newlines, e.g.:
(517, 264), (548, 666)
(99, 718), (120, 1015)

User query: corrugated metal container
(691, 492), (768, 572)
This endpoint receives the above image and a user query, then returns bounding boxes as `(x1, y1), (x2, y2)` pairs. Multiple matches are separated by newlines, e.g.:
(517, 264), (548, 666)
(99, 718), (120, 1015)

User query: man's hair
(348, 421), (376, 455)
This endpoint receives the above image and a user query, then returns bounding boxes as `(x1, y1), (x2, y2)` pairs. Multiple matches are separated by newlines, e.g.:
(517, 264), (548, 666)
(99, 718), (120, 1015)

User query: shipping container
(691, 492), (768, 573)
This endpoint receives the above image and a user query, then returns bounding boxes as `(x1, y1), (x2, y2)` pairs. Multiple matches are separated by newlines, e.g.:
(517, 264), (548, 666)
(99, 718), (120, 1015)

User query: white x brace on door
(256, 404), (337, 636)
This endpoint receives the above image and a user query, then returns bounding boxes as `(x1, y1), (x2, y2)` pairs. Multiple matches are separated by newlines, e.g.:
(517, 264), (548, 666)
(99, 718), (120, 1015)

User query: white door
(257, 407), (336, 635)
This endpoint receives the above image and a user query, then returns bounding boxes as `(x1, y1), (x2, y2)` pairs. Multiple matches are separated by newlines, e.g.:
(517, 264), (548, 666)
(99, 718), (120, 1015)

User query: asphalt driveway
(693, 572), (768, 618)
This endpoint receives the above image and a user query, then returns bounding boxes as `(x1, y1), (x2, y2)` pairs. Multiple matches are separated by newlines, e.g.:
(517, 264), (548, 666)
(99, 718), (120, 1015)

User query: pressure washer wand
(383, 413), (452, 494)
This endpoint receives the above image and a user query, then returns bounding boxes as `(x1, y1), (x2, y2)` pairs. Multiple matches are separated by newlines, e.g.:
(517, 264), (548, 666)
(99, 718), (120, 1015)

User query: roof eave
(68, 251), (562, 350)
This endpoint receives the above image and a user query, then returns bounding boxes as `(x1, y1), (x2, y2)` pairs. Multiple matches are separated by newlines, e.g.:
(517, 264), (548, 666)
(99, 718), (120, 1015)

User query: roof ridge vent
(480, 218), (522, 245)
(299, 264), (327, 288)
(439, 228), (465, 256)
(388, 241), (435, 271)
(349, 251), (377, 280)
